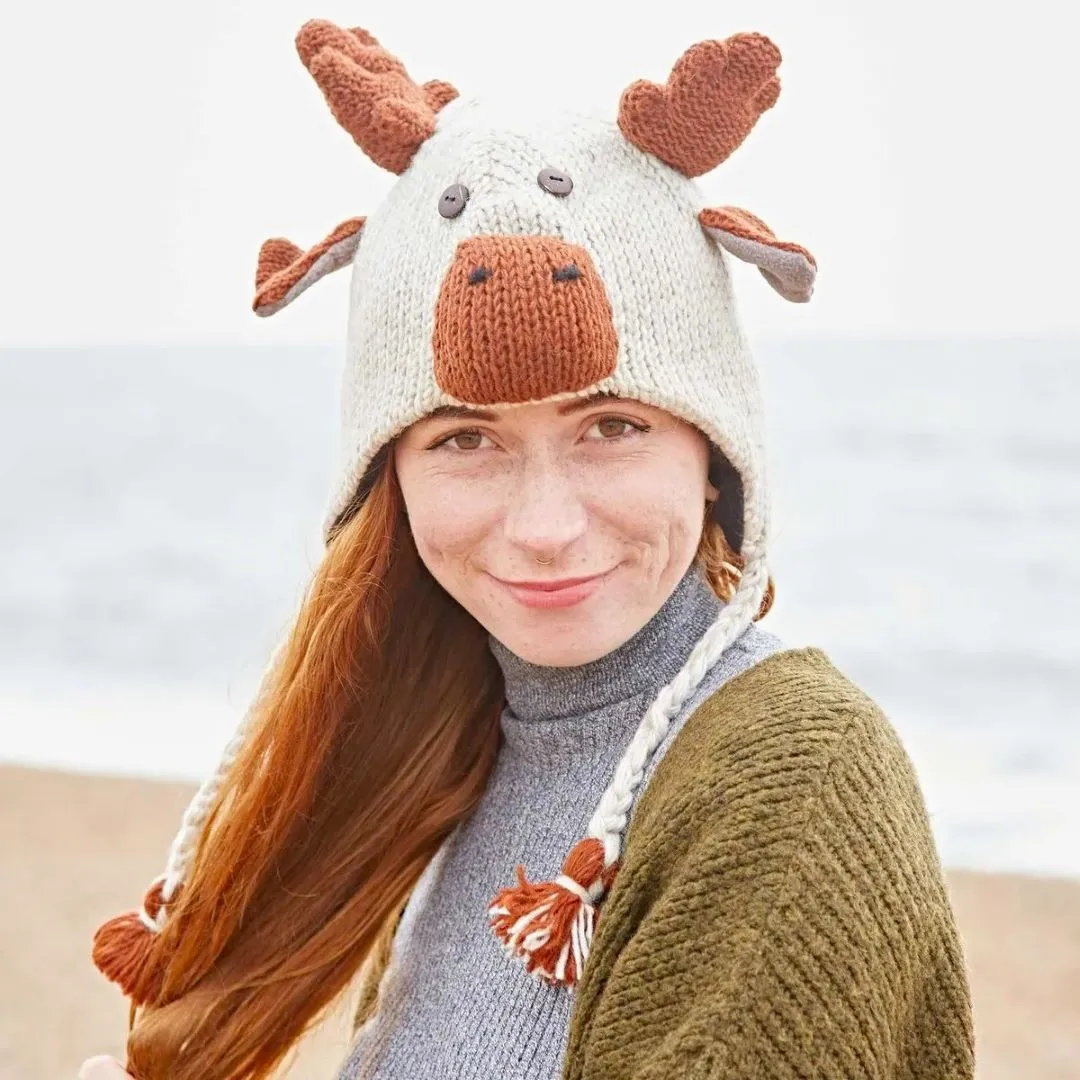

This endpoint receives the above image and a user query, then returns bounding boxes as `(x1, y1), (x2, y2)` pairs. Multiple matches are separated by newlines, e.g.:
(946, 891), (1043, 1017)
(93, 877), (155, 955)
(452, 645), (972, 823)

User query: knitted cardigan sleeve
(563, 646), (975, 1080)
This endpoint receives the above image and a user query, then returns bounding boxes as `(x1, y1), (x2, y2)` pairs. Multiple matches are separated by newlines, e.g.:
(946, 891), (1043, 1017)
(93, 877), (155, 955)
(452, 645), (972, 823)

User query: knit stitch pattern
(564, 646), (975, 1079)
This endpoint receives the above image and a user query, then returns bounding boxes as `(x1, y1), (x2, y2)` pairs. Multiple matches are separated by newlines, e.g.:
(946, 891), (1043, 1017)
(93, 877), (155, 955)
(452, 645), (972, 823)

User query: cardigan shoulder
(624, 644), (917, 853)
(564, 645), (974, 1080)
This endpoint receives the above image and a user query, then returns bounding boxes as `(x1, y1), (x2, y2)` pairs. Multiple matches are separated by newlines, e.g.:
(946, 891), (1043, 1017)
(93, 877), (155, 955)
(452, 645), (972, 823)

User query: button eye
(537, 167), (573, 196)
(438, 183), (470, 219)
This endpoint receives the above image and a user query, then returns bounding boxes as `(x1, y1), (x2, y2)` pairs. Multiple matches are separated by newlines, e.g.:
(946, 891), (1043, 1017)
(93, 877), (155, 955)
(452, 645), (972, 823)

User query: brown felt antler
(618, 34), (782, 178)
(295, 20), (459, 174)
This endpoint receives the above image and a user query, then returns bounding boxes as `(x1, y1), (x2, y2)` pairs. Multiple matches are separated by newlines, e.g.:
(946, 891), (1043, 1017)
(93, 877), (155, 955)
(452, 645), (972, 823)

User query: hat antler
(295, 20), (459, 174)
(618, 33), (781, 178)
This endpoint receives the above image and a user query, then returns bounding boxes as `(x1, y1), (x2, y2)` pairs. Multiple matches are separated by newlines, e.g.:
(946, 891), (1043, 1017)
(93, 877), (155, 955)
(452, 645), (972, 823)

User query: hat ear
(699, 206), (816, 303)
(253, 216), (365, 317)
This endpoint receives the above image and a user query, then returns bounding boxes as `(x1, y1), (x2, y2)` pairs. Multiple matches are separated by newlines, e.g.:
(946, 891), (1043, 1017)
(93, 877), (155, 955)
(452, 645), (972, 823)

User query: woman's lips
(493, 568), (614, 609)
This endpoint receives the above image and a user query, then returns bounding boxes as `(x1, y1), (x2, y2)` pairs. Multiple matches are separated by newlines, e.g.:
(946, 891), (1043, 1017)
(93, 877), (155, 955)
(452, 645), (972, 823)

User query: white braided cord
(140, 636), (291, 928)
(159, 714), (254, 903)
(586, 550), (769, 868)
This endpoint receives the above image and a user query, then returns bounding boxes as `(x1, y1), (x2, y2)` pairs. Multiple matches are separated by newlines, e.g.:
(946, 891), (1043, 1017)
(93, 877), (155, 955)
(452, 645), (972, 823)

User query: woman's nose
(502, 466), (589, 554)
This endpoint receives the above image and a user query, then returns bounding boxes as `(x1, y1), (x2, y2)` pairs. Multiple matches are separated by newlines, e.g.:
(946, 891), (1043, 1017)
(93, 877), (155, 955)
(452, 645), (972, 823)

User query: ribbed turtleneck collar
(487, 560), (724, 734)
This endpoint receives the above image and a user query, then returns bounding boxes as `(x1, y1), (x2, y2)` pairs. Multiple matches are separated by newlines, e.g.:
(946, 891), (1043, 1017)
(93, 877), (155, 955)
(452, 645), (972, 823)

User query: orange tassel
(488, 837), (619, 987)
(91, 878), (173, 1005)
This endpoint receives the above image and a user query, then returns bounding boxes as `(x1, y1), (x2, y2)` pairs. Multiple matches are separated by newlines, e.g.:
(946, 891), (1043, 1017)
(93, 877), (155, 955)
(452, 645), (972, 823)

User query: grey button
(439, 183), (470, 218)
(537, 167), (573, 196)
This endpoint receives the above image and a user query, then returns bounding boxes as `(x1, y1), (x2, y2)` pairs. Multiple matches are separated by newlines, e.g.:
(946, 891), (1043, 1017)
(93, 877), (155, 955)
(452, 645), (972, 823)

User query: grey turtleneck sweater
(339, 561), (786, 1079)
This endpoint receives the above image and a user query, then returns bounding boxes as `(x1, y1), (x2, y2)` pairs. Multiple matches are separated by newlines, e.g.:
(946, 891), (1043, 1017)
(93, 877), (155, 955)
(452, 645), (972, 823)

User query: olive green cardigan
(352, 646), (975, 1078)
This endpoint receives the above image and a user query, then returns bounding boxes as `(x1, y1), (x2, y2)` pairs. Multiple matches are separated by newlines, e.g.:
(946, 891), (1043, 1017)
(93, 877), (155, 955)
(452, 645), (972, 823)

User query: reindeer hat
(94, 19), (816, 997)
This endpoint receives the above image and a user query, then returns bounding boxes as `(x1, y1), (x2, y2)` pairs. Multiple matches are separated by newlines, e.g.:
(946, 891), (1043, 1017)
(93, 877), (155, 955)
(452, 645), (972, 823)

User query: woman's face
(393, 392), (718, 667)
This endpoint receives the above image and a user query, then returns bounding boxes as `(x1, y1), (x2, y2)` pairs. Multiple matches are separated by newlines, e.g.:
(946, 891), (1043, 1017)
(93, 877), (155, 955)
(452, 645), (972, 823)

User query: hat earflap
(253, 217), (365, 318)
(91, 708), (258, 1003)
(700, 206), (817, 303)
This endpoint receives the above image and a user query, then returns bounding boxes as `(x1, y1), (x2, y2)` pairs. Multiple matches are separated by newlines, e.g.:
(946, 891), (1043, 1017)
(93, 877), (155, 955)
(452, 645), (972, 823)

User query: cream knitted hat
(94, 19), (815, 995)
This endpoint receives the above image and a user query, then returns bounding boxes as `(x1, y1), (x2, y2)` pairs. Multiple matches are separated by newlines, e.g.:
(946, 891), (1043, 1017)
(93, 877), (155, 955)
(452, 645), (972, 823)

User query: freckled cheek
(584, 466), (701, 541)
(406, 483), (503, 564)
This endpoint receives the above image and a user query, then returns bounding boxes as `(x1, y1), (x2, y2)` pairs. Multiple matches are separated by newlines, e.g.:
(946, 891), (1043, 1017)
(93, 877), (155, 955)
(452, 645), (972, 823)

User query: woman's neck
(487, 560), (724, 729)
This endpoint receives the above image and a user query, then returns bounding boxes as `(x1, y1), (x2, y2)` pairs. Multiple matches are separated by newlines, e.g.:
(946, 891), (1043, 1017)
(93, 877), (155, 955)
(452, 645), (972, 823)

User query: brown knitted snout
(432, 235), (619, 404)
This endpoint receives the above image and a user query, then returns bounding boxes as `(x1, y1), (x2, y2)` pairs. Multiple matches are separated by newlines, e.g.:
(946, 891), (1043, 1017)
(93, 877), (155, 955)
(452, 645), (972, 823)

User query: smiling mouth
(495, 572), (609, 592)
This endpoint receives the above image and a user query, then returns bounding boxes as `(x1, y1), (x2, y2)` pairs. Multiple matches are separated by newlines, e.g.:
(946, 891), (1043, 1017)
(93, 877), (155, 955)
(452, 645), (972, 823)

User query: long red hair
(120, 446), (770, 1079)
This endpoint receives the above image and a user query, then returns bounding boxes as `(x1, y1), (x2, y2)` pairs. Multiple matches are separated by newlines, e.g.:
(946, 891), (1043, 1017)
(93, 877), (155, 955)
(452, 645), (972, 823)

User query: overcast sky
(2, 0), (1077, 346)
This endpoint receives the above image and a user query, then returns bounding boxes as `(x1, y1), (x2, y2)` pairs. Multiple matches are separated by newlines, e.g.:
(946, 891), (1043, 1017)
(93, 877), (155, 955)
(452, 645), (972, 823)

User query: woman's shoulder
(688, 638), (908, 779)
(628, 640), (927, 860)
(577, 642), (973, 1079)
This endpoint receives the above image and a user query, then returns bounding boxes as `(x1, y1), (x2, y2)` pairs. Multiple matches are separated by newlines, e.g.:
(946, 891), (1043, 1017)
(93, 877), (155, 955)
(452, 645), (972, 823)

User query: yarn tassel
(91, 877), (174, 1005)
(488, 837), (618, 987)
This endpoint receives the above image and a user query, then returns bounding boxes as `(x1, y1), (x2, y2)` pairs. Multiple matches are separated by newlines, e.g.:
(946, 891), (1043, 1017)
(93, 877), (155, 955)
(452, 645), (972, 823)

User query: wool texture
(351, 646), (975, 1080)
(616, 34), (782, 178)
(254, 217), (365, 316)
(294, 22), (459, 174)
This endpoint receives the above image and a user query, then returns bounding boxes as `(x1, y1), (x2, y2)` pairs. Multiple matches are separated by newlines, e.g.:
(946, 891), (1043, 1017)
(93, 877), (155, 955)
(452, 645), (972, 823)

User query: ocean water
(1, 338), (1077, 879)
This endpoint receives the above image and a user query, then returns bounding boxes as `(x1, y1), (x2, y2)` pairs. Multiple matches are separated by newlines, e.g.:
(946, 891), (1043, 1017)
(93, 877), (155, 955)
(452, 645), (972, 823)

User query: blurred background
(1, 1), (1077, 1078)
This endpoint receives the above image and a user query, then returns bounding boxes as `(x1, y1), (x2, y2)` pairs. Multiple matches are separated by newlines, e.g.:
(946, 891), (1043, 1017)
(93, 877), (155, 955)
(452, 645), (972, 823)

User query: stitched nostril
(468, 266), (492, 285)
(552, 264), (581, 282)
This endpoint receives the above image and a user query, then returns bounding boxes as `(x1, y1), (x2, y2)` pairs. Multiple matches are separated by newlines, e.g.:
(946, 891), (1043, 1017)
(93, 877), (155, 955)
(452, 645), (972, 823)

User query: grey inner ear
(256, 230), (363, 317)
(705, 226), (816, 304)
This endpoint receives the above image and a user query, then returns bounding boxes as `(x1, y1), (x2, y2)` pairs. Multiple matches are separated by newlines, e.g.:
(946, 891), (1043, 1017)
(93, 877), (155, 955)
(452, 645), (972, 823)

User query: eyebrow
(421, 390), (624, 424)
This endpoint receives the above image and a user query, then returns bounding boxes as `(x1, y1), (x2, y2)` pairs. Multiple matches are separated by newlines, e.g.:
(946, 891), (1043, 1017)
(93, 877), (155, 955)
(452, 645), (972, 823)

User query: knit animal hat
(93, 20), (815, 997)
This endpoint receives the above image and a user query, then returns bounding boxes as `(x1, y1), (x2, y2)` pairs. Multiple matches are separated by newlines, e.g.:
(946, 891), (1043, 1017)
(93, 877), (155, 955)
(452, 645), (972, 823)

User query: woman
(82, 18), (974, 1080)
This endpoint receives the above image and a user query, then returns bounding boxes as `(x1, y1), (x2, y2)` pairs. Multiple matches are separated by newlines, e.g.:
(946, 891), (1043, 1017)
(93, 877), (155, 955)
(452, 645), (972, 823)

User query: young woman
(81, 19), (975, 1080)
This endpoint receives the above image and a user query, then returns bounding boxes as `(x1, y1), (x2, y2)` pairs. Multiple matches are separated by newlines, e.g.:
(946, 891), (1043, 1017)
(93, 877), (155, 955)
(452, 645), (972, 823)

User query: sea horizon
(2, 335), (1077, 880)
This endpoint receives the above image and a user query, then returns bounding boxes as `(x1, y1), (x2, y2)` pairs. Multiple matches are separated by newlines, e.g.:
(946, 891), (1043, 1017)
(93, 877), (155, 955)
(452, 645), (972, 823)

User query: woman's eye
(434, 428), (486, 451)
(594, 417), (630, 439)
(588, 416), (648, 440)
(431, 417), (647, 453)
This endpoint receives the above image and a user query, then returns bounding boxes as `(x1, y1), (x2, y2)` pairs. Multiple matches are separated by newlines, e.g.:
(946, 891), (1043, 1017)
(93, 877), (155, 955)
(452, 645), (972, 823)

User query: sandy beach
(1, 763), (1077, 1080)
